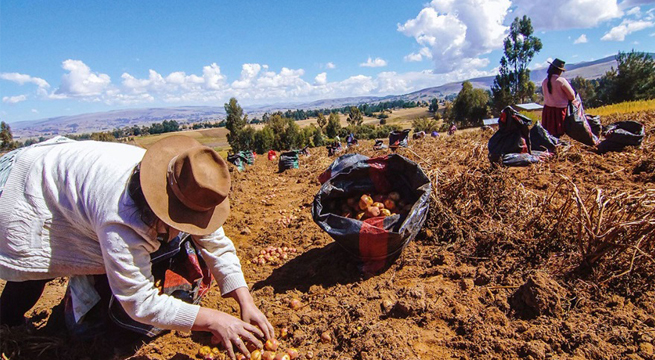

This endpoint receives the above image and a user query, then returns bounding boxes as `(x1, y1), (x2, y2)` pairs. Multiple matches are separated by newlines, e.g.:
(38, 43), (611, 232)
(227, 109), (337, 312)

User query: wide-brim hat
(548, 58), (566, 71)
(140, 135), (230, 235)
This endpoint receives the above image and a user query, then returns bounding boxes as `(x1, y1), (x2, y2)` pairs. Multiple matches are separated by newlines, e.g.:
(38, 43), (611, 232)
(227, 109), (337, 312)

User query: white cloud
(512, 0), (623, 30)
(601, 19), (654, 41)
(55, 59), (111, 97)
(2, 95), (27, 104)
(314, 72), (327, 85)
(232, 64), (262, 89)
(360, 57), (388, 68)
(574, 34), (588, 44)
(0, 72), (50, 88)
(626, 6), (641, 16)
(404, 47), (433, 62)
(31, 109), (39, 113)
(404, 53), (424, 62)
(398, 0), (510, 74)
(325, 62), (336, 69)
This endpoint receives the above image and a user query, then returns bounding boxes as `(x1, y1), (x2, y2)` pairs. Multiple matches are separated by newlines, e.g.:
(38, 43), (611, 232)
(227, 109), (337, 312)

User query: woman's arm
(192, 229), (274, 339)
(561, 77), (576, 101)
(98, 224), (200, 332)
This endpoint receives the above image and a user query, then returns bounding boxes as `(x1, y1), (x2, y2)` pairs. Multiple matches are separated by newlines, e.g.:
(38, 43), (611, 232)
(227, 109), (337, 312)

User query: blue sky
(1, 0), (654, 124)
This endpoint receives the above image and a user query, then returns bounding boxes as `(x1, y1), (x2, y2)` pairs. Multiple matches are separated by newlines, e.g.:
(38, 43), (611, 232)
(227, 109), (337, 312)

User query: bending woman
(0, 135), (273, 359)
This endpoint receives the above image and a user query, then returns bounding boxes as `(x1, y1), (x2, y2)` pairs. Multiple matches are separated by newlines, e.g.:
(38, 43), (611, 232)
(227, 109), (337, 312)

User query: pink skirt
(541, 105), (567, 137)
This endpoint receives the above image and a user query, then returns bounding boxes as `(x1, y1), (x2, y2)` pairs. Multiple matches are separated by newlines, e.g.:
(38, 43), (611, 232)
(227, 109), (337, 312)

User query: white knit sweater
(0, 140), (247, 332)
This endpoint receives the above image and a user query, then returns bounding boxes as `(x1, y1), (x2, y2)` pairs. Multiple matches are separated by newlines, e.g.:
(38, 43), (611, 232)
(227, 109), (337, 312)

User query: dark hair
(546, 64), (563, 94)
(127, 164), (158, 228)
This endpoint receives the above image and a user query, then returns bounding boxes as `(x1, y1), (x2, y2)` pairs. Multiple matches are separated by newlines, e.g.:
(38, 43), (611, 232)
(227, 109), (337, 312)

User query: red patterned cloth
(541, 105), (567, 137)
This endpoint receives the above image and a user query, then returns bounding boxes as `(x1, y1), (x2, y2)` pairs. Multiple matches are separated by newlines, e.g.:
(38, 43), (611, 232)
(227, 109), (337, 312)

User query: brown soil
(2, 111), (654, 360)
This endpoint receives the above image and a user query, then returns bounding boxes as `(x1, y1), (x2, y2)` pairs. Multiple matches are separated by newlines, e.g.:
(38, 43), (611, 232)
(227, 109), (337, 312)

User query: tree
(428, 98), (439, 113)
(225, 97), (247, 152)
(316, 112), (327, 130)
(1, 121), (14, 150)
(412, 117), (439, 133)
(595, 51), (655, 105)
(491, 16), (542, 113)
(312, 126), (324, 147)
(325, 112), (341, 138)
(253, 127), (274, 154)
(570, 76), (597, 106)
(452, 81), (490, 127)
(346, 106), (363, 126)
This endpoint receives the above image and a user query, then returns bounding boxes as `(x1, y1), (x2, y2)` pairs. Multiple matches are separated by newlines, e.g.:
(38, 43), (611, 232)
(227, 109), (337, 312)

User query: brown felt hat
(140, 135), (230, 235)
(548, 58), (566, 71)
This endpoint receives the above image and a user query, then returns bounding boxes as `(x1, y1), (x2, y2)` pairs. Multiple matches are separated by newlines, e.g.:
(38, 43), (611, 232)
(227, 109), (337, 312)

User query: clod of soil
(511, 272), (567, 318)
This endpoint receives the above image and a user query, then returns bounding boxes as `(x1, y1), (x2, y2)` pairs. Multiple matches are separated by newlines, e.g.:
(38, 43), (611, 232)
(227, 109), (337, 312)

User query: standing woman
(541, 58), (577, 137)
(0, 135), (273, 359)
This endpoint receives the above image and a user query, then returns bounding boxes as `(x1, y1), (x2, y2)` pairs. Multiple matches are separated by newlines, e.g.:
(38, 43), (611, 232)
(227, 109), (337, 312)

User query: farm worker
(0, 135), (273, 359)
(448, 123), (457, 135)
(541, 58), (577, 137)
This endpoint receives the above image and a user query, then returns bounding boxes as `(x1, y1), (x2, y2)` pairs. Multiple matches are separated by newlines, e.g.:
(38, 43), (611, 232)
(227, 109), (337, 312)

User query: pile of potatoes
(329, 191), (413, 220)
(250, 246), (298, 266)
(197, 327), (301, 360)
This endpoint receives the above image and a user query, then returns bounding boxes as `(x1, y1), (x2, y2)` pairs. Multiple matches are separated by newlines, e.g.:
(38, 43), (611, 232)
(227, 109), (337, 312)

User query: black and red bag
(312, 154), (431, 273)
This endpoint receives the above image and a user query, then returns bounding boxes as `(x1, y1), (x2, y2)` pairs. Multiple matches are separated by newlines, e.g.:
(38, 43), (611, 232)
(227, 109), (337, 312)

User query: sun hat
(548, 58), (566, 71)
(140, 135), (230, 235)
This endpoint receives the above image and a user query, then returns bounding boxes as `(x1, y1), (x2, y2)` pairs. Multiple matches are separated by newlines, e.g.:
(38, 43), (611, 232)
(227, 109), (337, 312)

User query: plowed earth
(1, 111), (654, 360)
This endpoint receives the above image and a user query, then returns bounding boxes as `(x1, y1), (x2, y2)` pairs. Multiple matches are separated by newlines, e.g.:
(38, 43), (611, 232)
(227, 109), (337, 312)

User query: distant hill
(10, 55), (620, 139)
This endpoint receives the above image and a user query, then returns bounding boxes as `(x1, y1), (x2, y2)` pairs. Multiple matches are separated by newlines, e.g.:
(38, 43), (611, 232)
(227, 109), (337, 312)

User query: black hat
(548, 58), (566, 71)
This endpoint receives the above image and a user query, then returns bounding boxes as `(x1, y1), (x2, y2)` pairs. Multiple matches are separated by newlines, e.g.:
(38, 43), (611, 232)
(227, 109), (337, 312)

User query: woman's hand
(227, 287), (275, 340)
(193, 308), (263, 360)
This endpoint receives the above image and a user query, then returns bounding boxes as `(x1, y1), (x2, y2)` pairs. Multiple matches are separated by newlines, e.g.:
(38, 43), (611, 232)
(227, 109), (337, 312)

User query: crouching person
(0, 135), (273, 359)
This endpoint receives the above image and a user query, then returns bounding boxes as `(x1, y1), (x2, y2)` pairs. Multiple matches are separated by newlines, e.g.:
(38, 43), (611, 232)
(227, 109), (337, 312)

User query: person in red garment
(541, 58), (578, 137)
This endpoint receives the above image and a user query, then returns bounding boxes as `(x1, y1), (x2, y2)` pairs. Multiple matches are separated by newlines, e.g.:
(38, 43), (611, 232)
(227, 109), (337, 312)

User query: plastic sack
(488, 106), (532, 164)
(227, 153), (247, 172)
(239, 150), (254, 165)
(597, 120), (645, 154)
(278, 150), (300, 172)
(312, 154), (431, 273)
(373, 139), (387, 150)
(530, 122), (562, 153)
(389, 129), (410, 151)
(318, 153), (369, 184)
(564, 94), (599, 146)
(501, 151), (549, 167)
(586, 114), (602, 137)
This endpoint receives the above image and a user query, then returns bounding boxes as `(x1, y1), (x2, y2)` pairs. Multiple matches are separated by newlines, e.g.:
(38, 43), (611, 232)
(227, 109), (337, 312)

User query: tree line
(224, 98), (402, 154)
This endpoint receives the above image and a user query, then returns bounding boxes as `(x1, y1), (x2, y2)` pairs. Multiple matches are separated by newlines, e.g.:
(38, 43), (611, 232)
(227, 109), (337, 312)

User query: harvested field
(1, 111), (654, 360)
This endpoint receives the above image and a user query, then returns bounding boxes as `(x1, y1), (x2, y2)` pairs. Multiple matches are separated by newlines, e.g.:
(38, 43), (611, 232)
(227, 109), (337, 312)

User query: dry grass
(587, 99), (655, 117)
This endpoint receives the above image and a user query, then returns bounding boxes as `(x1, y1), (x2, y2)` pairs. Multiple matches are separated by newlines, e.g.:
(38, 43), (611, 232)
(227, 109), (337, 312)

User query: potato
(383, 199), (396, 210)
(359, 194), (374, 210)
(366, 206), (380, 218)
(372, 202), (385, 209)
